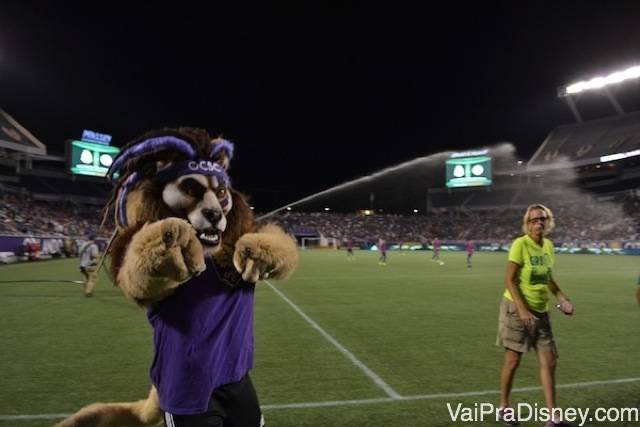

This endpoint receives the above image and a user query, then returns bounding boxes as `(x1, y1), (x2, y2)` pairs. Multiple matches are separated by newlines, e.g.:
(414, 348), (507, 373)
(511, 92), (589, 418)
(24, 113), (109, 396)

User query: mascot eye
(216, 187), (227, 199)
(179, 178), (206, 199)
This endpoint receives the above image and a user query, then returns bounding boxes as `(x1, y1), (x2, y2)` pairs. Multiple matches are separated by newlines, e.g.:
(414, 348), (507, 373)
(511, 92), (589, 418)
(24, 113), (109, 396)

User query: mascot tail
(54, 387), (162, 427)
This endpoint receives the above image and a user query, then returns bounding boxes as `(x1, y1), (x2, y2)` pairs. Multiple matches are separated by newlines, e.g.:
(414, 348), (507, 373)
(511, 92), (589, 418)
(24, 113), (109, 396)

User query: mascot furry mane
(56, 127), (298, 427)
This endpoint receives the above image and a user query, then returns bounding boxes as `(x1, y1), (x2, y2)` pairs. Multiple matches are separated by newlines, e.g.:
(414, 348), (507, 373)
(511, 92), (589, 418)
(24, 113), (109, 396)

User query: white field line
(0, 413), (71, 421)
(263, 280), (402, 399)
(3, 377), (639, 421)
(262, 376), (640, 410)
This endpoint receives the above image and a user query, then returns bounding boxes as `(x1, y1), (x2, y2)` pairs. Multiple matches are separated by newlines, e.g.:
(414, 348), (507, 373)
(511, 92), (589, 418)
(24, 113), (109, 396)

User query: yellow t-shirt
(503, 235), (555, 313)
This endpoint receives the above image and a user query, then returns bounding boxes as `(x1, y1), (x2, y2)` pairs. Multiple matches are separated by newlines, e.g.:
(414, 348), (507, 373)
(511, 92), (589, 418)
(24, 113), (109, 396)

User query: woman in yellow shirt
(496, 204), (574, 427)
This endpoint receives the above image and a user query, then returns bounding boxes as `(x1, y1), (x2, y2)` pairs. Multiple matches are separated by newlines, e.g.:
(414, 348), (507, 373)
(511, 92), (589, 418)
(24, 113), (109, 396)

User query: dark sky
(2, 2), (640, 210)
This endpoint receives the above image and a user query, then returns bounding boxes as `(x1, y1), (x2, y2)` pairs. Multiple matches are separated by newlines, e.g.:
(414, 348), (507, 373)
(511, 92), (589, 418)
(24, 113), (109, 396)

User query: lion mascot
(55, 127), (299, 427)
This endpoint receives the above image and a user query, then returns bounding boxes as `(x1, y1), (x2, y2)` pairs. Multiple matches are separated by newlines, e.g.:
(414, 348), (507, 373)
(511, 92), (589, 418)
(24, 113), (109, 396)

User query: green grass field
(0, 251), (638, 427)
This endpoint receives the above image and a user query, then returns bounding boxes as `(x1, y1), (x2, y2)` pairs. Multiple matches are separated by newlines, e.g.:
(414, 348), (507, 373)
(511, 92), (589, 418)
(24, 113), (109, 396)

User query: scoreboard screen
(445, 153), (492, 188)
(67, 140), (120, 177)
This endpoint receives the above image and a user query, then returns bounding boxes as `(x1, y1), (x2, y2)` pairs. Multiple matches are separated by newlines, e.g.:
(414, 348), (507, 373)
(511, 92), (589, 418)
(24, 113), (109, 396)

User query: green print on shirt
(530, 254), (550, 265)
(529, 254), (550, 284)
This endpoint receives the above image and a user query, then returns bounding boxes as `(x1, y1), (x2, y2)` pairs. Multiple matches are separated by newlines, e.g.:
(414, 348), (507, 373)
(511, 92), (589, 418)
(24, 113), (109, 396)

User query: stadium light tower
(557, 64), (640, 122)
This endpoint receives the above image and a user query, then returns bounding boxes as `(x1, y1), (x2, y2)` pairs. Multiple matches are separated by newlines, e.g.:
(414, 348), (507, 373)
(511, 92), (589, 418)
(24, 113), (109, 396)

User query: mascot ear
(210, 137), (234, 170)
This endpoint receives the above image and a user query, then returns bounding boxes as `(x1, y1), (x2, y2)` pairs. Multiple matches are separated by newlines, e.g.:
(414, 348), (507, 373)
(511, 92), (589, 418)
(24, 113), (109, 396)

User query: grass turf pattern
(0, 251), (638, 426)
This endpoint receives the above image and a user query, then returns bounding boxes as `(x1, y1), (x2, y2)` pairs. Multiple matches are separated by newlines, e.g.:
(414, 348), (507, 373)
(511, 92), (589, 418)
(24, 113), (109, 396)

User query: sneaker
(497, 407), (519, 426)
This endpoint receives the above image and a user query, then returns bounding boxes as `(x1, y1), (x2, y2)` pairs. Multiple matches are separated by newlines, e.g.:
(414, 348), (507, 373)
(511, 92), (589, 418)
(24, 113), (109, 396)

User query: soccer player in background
(346, 238), (355, 261)
(431, 237), (443, 265)
(466, 240), (475, 268)
(378, 238), (387, 266)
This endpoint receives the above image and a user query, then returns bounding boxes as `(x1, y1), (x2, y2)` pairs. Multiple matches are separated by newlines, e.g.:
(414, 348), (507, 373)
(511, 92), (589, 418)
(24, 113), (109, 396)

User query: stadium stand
(0, 111), (113, 262)
(0, 193), (103, 237)
(529, 110), (640, 169)
(527, 109), (640, 197)
(427, 190), (472, 210)
(19, 175), (111, 200)
(464, 188), (515, 208)
(262, 196), (638, 249)
(2, 104), (640, 262)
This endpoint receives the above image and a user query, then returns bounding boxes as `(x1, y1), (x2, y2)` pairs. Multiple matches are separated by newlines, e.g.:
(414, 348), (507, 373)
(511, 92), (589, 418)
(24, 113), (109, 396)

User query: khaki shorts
(496, 298), (557, 355)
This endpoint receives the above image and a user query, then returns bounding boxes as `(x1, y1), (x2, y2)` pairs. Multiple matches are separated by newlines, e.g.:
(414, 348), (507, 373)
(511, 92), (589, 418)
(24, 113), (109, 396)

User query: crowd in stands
(0, 193), (104, 237)
(2, 189), (640, 249)
(264, 195), (640, 248)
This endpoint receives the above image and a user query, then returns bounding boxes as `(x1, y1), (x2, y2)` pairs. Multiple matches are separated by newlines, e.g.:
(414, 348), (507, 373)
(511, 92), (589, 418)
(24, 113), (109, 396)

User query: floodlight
(558, 64), (640, 122)
(560, 64), (640, 96)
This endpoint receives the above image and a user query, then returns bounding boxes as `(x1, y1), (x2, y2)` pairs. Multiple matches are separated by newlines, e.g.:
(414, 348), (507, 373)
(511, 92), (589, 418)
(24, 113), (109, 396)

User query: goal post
(300, 236), (338, 249)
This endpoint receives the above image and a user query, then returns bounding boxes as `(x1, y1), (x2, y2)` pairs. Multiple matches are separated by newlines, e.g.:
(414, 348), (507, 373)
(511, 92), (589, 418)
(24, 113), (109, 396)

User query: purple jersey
(147, 258), (255, 415)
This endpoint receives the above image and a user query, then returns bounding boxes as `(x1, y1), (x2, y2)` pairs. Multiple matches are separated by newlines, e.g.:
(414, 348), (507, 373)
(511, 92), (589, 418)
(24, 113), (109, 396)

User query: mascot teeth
(199, 232), (220, 246)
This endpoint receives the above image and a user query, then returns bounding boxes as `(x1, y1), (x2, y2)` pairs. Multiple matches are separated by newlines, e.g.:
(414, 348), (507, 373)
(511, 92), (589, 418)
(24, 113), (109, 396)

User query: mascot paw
(233, 224), (299, 283)
(149, 217), (206, 281)
(125, 217), (206, 287)
(118, 218), (206, 302)
(158, 217), (207, 277)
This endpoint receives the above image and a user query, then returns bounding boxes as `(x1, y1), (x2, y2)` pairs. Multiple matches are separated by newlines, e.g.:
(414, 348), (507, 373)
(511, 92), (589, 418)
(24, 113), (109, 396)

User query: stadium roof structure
(527, 110), (640, 172)
(0, 109), (47, 156)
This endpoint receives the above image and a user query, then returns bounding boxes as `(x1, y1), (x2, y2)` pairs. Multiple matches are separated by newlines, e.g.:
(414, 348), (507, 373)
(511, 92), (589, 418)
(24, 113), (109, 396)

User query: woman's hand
(517, 308), (537, 330)
(556, 299), (574, 316)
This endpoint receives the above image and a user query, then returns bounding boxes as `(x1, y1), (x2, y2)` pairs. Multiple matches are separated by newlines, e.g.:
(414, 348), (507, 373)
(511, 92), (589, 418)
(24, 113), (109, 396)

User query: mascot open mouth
(197, 228), (221, 247)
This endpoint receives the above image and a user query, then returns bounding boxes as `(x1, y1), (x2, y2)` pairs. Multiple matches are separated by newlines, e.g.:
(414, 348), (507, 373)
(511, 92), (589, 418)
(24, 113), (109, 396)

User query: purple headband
(155, 160), (231, 187)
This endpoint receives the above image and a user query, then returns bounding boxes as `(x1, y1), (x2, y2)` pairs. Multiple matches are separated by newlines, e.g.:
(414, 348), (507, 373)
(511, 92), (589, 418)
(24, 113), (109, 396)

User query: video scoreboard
(445, 149), (492, 188)
(66, 130), (119, 178)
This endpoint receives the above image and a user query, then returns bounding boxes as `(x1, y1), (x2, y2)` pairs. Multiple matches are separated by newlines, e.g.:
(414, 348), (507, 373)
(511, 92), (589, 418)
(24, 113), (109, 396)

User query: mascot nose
(202, 208), (222, 224)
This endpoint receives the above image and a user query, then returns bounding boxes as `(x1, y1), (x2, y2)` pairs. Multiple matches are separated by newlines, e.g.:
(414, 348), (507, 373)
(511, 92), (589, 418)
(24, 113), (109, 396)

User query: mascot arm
(233, 223), (299, 283)
(118, 217), (206, 303)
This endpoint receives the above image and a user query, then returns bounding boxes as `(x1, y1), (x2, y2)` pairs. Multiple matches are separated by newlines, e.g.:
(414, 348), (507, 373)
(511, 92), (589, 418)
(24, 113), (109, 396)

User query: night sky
(2, 2), (640, 210)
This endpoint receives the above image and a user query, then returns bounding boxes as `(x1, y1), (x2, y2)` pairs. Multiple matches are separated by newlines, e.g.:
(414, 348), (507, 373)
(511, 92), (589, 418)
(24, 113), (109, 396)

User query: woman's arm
(505, 261), (536, 327)
(549, 273), (573, 315)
